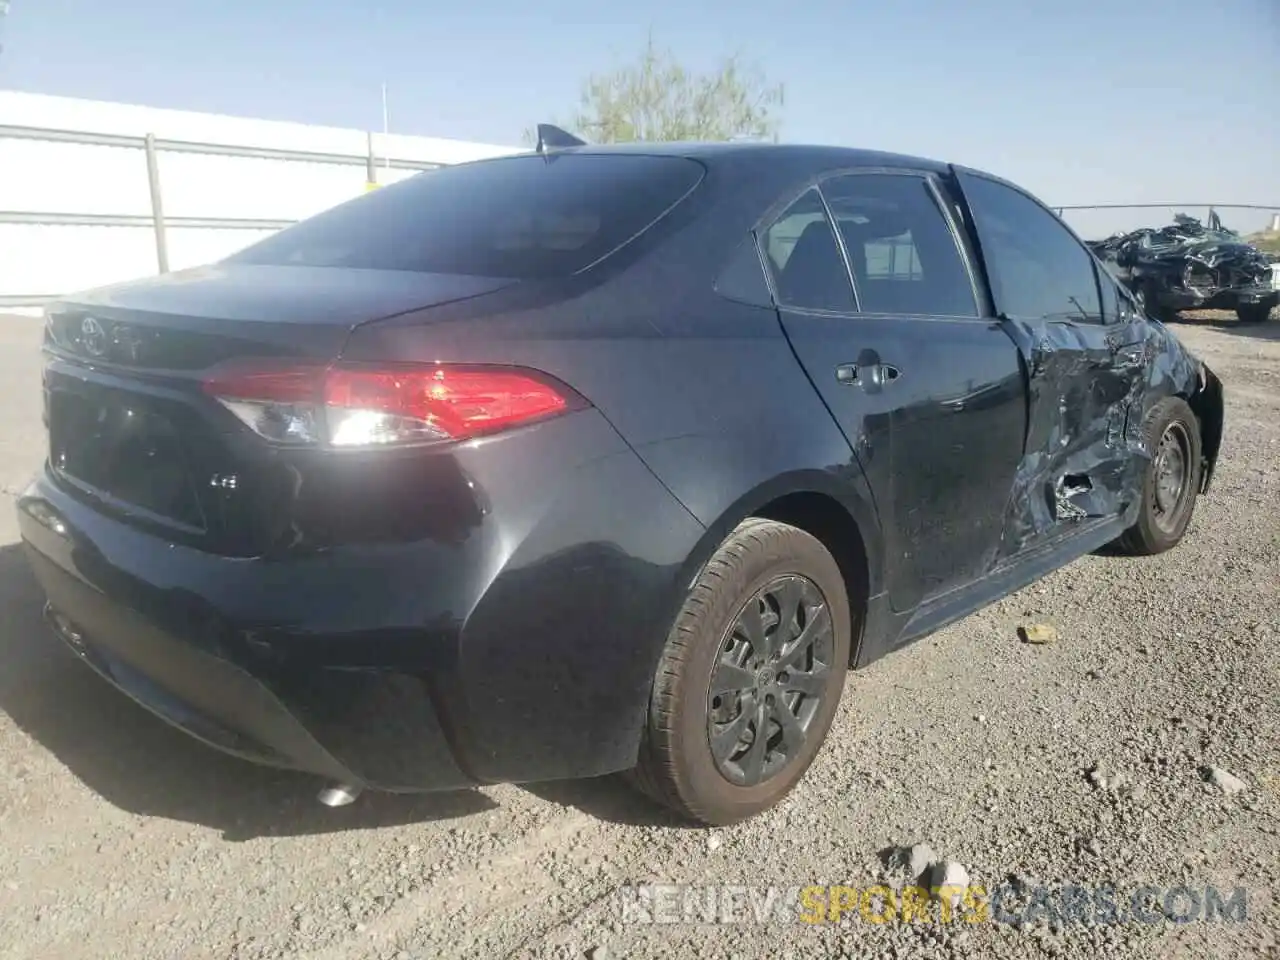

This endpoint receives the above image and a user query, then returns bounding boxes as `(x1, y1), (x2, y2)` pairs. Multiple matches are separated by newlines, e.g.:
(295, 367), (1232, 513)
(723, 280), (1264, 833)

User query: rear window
(225, 154), (705, 279)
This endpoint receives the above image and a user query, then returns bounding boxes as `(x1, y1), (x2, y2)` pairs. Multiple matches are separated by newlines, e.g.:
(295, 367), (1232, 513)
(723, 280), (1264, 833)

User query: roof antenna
(535, 123), (587, 160)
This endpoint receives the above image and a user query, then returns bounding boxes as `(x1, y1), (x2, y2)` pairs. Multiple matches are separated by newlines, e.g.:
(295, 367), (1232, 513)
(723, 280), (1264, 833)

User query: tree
(526, 35), (784, 146)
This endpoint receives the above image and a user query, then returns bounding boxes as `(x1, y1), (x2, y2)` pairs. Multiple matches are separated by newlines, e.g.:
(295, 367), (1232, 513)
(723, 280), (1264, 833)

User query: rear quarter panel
(344, 153), (888, 596)
(345, 289), (882, 780)
(340, 160), (888, 777)
(346, 284), (883, 537)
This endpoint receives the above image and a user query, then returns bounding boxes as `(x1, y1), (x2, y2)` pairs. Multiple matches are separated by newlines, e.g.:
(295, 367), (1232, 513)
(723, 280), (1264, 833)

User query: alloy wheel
(1152, 420), (1192, 533)
(705, 575), (836, 787)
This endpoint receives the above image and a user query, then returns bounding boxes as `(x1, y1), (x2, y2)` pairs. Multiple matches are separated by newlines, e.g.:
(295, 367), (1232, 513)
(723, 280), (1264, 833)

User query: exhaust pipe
(317, 783), (362, 807)
(46, 603), (368, 811)
(45, 602), (88, 655)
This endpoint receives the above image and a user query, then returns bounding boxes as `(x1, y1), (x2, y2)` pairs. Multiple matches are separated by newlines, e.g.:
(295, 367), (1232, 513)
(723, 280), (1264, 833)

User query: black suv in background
(1089, 213), (1279, 324)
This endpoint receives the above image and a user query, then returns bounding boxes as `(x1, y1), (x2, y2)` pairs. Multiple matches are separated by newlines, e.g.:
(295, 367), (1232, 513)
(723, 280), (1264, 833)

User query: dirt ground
(0, 313), (1276, 960)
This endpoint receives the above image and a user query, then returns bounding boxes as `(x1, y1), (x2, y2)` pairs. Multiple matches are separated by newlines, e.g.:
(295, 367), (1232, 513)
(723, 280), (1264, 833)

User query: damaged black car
(1089, 212), (1278, 324)
(20, 139), (1225, 826)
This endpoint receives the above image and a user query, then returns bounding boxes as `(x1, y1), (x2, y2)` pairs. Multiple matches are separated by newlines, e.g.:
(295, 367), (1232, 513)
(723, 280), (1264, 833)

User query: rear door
(952, 168), (1150, 561)
(761, 169), (1026, 614)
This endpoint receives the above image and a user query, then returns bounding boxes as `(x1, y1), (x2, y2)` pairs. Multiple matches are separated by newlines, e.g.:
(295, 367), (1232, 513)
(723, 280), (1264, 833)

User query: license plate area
(48, 381), (208, 533)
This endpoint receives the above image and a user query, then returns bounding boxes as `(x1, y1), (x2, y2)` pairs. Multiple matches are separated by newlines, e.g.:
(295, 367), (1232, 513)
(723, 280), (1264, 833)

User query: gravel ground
(0, 312), (1276, 960)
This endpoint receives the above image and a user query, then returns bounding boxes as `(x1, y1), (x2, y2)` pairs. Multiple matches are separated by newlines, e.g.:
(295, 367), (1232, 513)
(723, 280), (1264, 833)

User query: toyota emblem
(80, 316), (108, 357)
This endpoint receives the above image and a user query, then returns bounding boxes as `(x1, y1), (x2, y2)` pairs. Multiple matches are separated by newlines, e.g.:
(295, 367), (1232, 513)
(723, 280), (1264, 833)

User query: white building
(0, 91), (523, 309)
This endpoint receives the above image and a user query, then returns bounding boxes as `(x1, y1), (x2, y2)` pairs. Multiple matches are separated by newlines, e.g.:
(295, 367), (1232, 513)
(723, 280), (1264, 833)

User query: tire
(1113, 396), (1203, 556)
(628, 518), (852, 826)
(1236, 301), (1275, 325)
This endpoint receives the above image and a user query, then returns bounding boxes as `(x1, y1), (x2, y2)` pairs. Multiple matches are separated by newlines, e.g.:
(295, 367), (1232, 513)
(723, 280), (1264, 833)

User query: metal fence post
(0, 123), (450, 306)
(144, 133), (170, 273)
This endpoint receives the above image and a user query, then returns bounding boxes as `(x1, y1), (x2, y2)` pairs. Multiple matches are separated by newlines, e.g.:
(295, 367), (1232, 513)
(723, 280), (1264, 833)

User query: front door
(760, 170), (1026, 614)
(952, 168), (1150, 562)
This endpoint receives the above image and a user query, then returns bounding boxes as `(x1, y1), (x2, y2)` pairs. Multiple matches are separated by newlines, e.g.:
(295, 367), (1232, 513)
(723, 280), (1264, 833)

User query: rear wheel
(1236, 300), (1276, 325)
(1113, 397), (1203, 556)
(628, 518), (851, 826)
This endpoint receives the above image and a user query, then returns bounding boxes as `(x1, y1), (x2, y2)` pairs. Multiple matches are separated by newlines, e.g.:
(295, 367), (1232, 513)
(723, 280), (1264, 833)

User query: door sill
(896, 513), (1132, 648)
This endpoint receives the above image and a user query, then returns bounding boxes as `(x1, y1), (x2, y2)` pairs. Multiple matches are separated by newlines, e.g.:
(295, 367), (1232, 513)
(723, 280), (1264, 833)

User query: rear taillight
(202, 362), (586, 448)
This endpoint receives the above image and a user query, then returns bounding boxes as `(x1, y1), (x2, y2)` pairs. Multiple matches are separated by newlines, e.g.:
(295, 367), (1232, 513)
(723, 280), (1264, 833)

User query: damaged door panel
(951, 168), (1151, 560)
(996, 306), (1150, 554)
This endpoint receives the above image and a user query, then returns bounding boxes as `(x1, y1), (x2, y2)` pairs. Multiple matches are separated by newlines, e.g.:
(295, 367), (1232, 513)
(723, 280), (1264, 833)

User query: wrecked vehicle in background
(1089, 212), (1279, 324)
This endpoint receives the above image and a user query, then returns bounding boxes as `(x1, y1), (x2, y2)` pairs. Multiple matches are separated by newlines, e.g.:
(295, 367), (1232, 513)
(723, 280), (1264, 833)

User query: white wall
(0, 91), (524, 306)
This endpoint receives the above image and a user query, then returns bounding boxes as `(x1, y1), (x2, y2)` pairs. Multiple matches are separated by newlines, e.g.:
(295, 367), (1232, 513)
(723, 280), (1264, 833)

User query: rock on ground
(1204, 765), (1248, 796)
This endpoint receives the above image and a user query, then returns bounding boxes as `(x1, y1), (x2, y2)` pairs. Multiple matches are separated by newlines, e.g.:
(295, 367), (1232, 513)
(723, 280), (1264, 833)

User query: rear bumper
(16, 410), (707, 791)
(23, 508), (475, 792)
(1163, 284), (1278, 311)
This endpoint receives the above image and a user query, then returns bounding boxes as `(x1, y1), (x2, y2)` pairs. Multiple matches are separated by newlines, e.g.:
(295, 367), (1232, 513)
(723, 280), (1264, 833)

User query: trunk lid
(47, 263), (515, 368)
(41, 264), (516, 555)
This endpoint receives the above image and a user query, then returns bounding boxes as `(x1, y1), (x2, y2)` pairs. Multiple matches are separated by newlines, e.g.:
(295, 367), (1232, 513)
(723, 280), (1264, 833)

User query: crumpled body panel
(993, 313), (1212, 561)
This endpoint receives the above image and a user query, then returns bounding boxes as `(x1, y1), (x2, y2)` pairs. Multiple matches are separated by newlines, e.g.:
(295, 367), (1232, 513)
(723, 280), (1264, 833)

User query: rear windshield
(225, 153), (705, 279)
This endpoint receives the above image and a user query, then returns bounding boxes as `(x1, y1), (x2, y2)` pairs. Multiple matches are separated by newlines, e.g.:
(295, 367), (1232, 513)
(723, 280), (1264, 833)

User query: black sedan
(18, 135), (1224, 826)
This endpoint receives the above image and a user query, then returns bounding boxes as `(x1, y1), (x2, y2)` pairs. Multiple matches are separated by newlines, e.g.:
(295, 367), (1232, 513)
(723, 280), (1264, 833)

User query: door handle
(876, 363), (902, 384)
(837, 362), (901, 387)
(835, 363), (860, 384)
(829, 363), (901, 389)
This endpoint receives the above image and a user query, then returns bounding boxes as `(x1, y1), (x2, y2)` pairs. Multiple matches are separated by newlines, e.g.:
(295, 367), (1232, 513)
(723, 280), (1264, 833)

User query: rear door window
(818, 173), (979, 317)
(759, 189), (857, 312)
(226, 154), (705, 279)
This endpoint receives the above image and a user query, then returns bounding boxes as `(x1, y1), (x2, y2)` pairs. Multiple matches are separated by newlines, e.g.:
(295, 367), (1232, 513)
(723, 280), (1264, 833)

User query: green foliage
(1246, 231), (1280, 256)
(524, 34), (784, 146)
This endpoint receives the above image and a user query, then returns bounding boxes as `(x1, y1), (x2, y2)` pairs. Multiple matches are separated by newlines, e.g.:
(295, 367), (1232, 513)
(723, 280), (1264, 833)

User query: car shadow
(520, 775), (702, 830)
(1167, 311), (1280, 342)
(0, 542), (495, 840)
(1089, 540), (1131, 558)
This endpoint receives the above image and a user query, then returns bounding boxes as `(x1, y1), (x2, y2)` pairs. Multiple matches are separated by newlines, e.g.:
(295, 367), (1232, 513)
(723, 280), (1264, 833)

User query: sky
(1, 0), (1278, 235)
